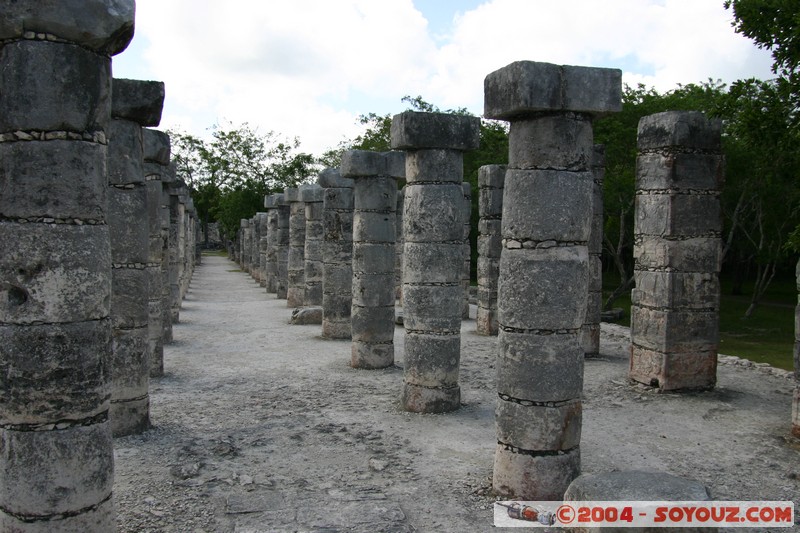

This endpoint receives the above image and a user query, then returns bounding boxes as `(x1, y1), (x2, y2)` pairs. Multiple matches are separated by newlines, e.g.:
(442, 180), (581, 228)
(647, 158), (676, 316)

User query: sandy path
(113, 254), (800, 532)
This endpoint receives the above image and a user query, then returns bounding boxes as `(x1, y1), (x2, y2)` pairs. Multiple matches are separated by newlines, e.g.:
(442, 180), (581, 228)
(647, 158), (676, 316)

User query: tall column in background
(320, 169), (355, 339)
(143, 128), (171, 377)
(629, 111), (723, 391)
(476, 164), (505, 336)
(302, 184), (325, 307)
(285, 187), (306, 307)
(264, 194), (281, 293)
(169, 181), (187, 323)
(485, 61), (621, 499)
(391, 111), (480, 413)
(0, 3), (134, 529)
(275, 195), (291, 299)
(582, 145), (605, 357)
(160, 163), (176, 344)
(108, 78), (164, 437)
(395, 187), (405, 304)
(343, 151), (404, 368)
(461, 181), (472, 319)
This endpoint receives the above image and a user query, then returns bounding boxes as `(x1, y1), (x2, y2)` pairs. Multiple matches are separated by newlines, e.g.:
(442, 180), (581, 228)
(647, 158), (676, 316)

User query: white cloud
(119, 0), (775, 156)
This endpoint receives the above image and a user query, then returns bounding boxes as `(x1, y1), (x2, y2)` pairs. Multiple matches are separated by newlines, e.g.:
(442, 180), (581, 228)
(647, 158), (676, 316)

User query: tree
(170, 122), (316, 240)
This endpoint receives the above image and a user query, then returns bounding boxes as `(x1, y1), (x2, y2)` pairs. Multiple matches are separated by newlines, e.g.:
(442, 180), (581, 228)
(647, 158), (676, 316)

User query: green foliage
(170, 122), (316, 240)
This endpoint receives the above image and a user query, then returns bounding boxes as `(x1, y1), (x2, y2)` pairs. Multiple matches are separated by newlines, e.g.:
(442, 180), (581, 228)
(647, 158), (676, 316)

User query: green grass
(202, 248), (229, 257)
(602, 273), (796, 371)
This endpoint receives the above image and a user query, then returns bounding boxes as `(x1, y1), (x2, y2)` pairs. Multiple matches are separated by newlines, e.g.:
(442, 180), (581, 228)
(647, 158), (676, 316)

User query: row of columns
(0, 3), (199, 530)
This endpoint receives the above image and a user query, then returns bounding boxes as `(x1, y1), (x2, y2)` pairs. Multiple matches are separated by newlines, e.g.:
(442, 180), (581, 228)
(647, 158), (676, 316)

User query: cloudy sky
(112, 0), (775, 156)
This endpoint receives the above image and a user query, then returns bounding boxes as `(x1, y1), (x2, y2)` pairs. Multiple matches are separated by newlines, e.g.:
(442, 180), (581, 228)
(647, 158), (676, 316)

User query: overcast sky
(112, 0), (775, 156)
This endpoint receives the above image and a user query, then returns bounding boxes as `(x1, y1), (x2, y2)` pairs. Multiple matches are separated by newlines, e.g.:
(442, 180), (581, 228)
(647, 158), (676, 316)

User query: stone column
(794, 259), (800, 438)
(630, 111), (723, 391)
(302, 184), (325, 307)
(320, 169), (355, 339)
(108, 78), (164, 438)
(476, 164), (505, 336)
(461, 181), (472, 319)
(285, 187), (306, 307)
(391, 111), (481, 413)
(160, 164), (176, 344)
(264, 194), (281, 293)
(275, 195), (291, 299)
(343, 151), (404, 368)
(0, 3), (134, 529)
(484, 61), (621, 499)
(395, 187), (405, 304)
(256, 213), (268, 286)
(169, 183), (186, 323)
(143, 128), (171, 377)
(582, 145), (604, 357)
(238, 219), (248, 270)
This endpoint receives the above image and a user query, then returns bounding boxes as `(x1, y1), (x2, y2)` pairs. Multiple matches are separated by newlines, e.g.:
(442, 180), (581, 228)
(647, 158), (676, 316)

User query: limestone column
(484, 61), (621, 499)
(320, 169), (355, 339)
(629, 111), (723, 391)
(794, 259), (800, 438)
(258, 211), (268, 288)
(169, 183), (186, 323)
(391, 111), (480, 412)
(160, 164), (176, 344)
(302, 184), (325, 307)
(395, 188), (406, 304)
(238, 219), (248, 271)
(285, 187), (306, 307)
(108, 78), (164, 437)
(264, 194), (281, 293)
(275, 195), (291, 299)
(582, 145), (604, 357)
(143, 128), (171, 377)
(461, 182), (472, 319)
(476, 165), (505, 336)
(343, 151), (404, 368)
(0, 3), (134, 529)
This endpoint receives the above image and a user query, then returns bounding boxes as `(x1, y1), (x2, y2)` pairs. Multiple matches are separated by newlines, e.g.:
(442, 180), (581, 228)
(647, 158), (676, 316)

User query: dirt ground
(113, 254), (800, 532)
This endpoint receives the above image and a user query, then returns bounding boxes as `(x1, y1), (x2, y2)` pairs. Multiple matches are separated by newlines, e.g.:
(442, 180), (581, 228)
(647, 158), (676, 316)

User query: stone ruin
(2, 2), (797, 527)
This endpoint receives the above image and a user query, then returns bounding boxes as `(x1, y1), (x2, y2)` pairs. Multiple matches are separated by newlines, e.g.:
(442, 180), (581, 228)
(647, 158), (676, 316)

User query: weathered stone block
(478, 218), (502, 235)
(635, 193), (721, 237)
(110, 395), (149, 438)
(403, 333), (460, 388)
(390, 111), (480, 151)
(289, 306), (323, 325)
(0, 0), (135, 54)
(402, 382), (460, 414)
(404, 149), (464, 183)
(492, 444), (580, 500)
(351, 341), (393, 369)
(629, 345), (717, 391)
(109, 185), (149, 262)
(403, 184), (464, 242)
(352, 273), (395, 307)
(108, 119), (144, 185)
(350, 305), (395, 343)
(0, 497), (115, 533)
(636, 153), (723, 192)
(353, 176), (397, 211)
(402, 285), (462, 333)
(0, 140), (107, 220)
(484, 60), (621, 120)
(352, 243), (395, 274)
(0, 422), (114, 516)
(496, 330), (583, 401)
(632, 271), (719, 310)
(477, 234), (502, 259)
(508, 116), (593, 170)
(495, 399), (581, 451)
(298, 182), (324, 203)
(0, 223), (111, 324)
(631, 306), (718, 353)
(403, 243), (462, 283)
(284, 187), (300, 202)
(0, 320), (110, 425)
(323, 187), (354, 211)
(0, 41), (111, 133)
(498, 247), (588, 331)
(323, 210), (354, 243)
(502, 169), (592, 243)
(478, 164), (506, 189)
(634, 235), (721, 273)
(142, 128), (171, 164)
(111, 78), (165, 126)
(476, 307), (499, 336)
(110, 326), (149, 398)
(638, 111), (722, 151)
(478, 188), (504, 218)
(110, 267), (148, 328)
(477, 256), (500, 283)
(318, 167), (354, 188)
(341, 150), (405, 178)
(353, 211), (395, 243)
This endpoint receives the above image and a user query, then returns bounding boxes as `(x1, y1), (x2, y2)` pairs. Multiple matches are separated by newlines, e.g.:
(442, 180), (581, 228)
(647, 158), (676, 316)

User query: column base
(401, 382), (460, 413)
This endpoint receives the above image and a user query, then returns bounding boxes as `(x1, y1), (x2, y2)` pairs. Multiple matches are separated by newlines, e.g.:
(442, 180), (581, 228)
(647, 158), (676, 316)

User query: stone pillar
(302, 184), (325, 307)
(582, 146), (604, 357)
(484, 61), (621, 499)
(108, 78), (164, 438)
(169, 183), (186, 323)
(320, 169), (355, 339)
(256, 213), (267, 285)
(395, 187), (405, 304)
(0, 3), (134, 529)
(264, 194), (281, 293)
(476, 164), (505, 336)
(629, 111), (723, 391)
(461, 181), (472, 319)
(285, 187), (306, 307)
(342, 151), (404, 368)
(160, 164), (176, 344)
(794, 259), (800, 438)
(275, 195), (291, 299)
(238, 219), (248, 270)
(391, 111), (481, 413)
(143, 128), (171, 377)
